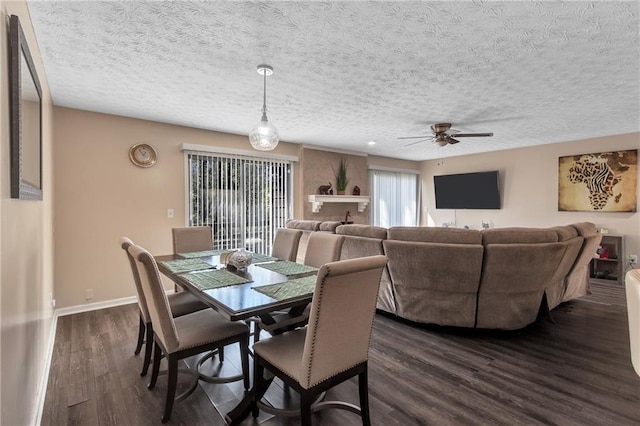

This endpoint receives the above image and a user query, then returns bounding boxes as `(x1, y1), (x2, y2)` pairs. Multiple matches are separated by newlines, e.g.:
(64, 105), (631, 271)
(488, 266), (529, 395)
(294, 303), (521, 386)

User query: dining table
(155, 249), (319, 425)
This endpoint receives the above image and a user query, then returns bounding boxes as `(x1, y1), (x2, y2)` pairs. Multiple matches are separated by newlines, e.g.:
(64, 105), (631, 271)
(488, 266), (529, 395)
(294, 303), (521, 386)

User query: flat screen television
(434, 171), (501, 209)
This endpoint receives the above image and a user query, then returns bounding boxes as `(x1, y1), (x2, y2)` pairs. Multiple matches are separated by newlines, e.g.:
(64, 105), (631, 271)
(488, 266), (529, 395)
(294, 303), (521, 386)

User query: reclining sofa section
(289, 220), (600, 330)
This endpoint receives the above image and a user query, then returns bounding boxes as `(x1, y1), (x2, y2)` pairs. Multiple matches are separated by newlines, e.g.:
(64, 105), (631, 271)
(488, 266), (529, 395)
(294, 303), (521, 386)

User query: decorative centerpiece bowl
(229, 248), (252, 271)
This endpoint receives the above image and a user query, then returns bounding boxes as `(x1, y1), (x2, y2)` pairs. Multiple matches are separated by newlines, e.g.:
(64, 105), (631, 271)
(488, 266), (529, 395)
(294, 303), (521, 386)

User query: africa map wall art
(558, 150), (637, 212)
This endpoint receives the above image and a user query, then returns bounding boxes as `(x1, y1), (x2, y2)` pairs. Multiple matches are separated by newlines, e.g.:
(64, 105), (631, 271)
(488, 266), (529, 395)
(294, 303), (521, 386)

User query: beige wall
(0, 1), (55, 425)
(54, 111), (421, 309)
(421, 132), (640, 261)
(53, 107), (301, 308)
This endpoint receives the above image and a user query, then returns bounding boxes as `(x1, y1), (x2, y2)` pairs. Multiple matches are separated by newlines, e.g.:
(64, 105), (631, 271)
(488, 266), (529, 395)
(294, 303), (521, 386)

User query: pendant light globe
(249, 64), (279, 151)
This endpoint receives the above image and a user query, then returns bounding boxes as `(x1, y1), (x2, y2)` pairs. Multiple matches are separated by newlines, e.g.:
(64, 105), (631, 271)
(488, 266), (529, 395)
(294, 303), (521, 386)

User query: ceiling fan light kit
(399, 122), (494, 147)
(248, 64), (279, 151)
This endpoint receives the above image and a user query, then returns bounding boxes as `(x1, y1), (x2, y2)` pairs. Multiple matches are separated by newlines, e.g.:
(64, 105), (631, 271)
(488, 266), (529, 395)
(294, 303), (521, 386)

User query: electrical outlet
(167, 208), (174, 219)
(85, 289), (94, 300)
(627, 254), (638, 264)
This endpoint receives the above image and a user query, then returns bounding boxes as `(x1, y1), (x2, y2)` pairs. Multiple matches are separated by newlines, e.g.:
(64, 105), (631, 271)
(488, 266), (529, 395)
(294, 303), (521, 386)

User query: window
(370, 168), (419, 227)
(187, 152), (292, 255)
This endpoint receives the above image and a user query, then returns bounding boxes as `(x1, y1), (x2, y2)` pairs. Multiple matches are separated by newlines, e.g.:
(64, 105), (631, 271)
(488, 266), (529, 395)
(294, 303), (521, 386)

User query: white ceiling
(27, 1), (640, 161)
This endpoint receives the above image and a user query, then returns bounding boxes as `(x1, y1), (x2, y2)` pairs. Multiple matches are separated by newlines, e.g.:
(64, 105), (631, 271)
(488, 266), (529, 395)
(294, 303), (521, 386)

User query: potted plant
(333, 158), (349, 195)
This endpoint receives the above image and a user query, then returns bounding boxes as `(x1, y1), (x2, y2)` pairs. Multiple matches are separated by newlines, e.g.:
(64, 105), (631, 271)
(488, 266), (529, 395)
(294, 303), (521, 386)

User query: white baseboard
(55, 295), (138, 317)
(33, 310), (58, 426)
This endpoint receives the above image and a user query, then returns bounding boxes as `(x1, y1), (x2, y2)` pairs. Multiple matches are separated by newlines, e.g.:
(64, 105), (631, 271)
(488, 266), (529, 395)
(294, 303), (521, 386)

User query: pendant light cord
(261, 70), (268, 122)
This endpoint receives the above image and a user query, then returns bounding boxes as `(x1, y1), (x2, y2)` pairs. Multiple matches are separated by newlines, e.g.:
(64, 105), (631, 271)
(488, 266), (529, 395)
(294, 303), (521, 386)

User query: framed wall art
(558, 149), (637, 212)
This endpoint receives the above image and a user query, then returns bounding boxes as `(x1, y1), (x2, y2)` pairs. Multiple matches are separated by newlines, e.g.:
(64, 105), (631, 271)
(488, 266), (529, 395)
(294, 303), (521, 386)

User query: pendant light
(249, 64), (279, 151)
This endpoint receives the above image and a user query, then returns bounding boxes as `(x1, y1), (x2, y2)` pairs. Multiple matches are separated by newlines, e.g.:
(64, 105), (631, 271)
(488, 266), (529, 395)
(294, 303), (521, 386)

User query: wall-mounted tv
(434, 171), (501, 209)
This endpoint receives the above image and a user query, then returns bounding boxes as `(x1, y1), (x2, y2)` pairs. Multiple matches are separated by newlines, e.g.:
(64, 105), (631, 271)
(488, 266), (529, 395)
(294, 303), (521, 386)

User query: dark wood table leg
(224, 372), (273, 425)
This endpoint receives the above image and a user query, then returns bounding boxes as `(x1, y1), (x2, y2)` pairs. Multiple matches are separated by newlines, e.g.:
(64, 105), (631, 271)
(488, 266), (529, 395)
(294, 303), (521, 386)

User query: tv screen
(434, 171), (501, 209)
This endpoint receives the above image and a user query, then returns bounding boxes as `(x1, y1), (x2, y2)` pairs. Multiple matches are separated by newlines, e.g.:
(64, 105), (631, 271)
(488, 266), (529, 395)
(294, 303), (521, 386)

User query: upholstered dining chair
(626, 269), (640, 377)
(255, 232), (346, 342)
(128, 243), (251, 423)
(303, 232), (345, 268)
(172, 226), (213, 254)
(251, 255), (388, 426)
(271, 228), (303, 261)
(120, 237), (208, 376)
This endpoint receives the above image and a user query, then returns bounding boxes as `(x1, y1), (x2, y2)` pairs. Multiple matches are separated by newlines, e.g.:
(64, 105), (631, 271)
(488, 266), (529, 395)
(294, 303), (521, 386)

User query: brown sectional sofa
(285, 219), (601, 330)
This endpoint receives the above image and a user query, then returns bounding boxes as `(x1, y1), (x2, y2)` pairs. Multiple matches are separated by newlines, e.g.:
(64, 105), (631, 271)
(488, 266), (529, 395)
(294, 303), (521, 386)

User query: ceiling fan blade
(447, 137), (460, 145)
(452, 132), (494, 137)
(404, 139), (431, 147)
(397, 135), (433, 140)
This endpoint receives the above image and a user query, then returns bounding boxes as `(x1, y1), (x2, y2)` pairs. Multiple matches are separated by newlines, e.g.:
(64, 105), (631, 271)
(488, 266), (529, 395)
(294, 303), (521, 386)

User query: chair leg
(218, 346), (225, 363)
(162, 355), (178, 423)
(300, 393), (314, 426)
(358, 367), (371, 426)
(240, 337), (250, 391)
(135, 316), (145, 355)
(149, 341), (162, 390)
(253, 321), (261, 344)
(252, 358), (264, 418)
(141, 322), (154, 377)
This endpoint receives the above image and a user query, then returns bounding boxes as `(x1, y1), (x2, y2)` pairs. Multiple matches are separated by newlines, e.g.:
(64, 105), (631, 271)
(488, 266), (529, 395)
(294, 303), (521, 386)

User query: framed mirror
(9, 14), (43, 200)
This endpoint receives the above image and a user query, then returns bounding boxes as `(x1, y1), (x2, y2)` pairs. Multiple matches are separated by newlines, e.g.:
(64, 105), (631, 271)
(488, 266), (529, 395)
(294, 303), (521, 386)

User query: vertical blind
(187, 152), (292, 255)
(371, 169), (419, 227)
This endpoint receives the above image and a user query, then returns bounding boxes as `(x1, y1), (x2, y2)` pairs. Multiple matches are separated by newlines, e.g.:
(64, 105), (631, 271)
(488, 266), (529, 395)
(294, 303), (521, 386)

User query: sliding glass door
(187, 152), (292, 255)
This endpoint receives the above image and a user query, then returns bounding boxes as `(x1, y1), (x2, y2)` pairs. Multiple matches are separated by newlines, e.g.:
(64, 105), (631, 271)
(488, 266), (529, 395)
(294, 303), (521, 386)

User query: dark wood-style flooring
(42, 281), (640, 425)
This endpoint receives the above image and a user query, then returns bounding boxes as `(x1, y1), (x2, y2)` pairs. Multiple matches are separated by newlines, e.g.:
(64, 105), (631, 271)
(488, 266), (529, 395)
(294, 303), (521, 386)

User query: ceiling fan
(398, 123), (493, 147)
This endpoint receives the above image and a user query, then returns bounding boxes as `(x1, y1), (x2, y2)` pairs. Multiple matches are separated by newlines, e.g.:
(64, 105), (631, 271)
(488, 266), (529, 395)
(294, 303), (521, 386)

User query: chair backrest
(626, 269), (640, 377)
(303, 233), (345, 268)
(300, 255), (387, 389)
(172, 226), (213, 254)
(271, 228), (303, 261)
(120, 237), (151, 323)
(128, 244), (180, 354)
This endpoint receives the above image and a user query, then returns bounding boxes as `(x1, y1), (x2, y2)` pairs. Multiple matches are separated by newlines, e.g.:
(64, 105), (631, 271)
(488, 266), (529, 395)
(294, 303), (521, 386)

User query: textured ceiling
(27, 1), (640, 161)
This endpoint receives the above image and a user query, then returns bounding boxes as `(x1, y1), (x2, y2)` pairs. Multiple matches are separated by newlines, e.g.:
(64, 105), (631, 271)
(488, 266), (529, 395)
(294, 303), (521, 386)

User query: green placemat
(159, 258), (215, 273)
(182, 269), (251, 291)
(257, 261), (318, 276)
(178, 250), (224, 259)
(252, 275), (317, 301)
(251, 253), (280, 263)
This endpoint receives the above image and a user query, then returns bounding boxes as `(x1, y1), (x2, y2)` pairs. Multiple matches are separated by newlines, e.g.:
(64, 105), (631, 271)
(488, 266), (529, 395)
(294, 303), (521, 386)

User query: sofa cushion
(336, 224), (387, 240)
(387, 227), (482, 244)
(286, 220), (321, 231)
(476, 241), (565, 329)
(550, 225), (579, 242)
(481, 227), (558, 245)
(318, 221), (341, 233)
(383, 240), (484, 327)
(571, 222), (598, 237)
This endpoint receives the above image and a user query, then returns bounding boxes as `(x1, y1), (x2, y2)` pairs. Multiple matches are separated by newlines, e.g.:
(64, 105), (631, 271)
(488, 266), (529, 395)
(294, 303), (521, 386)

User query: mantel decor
(558, 149), (637, 212)
(9, 15), (43, 200)
(333, 158), (349, 195)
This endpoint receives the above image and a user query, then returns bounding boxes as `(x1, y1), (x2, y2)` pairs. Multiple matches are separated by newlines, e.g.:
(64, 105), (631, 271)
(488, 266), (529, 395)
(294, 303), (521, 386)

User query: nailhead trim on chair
(303, 264), (384, 389)
(142, 252), (181, 349)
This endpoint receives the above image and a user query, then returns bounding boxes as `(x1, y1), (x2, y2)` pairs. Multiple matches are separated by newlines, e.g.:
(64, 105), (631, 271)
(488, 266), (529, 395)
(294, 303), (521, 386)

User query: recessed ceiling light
(367, 141), (376, 146)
